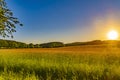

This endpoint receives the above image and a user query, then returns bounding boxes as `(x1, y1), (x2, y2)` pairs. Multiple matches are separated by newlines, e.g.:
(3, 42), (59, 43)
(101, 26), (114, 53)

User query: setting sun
(107, 30), (119, 40)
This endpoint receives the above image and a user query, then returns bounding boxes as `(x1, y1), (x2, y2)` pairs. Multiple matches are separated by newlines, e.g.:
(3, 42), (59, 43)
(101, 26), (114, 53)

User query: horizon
(1, 39), (120, 44)
(4, 0), (120, 44)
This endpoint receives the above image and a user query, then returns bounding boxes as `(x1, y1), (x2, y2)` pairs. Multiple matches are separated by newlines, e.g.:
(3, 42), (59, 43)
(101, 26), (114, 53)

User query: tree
(34, 44), (40, 48)
(0, 39), (8, 48)
(40, 42), (64, 48)
(18, 42), (27, 48)
(0, 0), (23, 38)
(28, 43), (34, 48)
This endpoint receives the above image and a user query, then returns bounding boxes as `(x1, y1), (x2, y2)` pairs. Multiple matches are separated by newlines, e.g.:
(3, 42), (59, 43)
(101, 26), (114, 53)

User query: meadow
(0, 46), (120, 80)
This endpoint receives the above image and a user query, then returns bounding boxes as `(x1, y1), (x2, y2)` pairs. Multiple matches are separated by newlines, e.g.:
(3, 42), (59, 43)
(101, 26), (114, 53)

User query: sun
(107, 30), (119, 40)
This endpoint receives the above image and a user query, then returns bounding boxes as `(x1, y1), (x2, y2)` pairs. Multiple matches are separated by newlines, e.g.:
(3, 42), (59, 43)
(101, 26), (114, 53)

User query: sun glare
(107, 30), (119, 40)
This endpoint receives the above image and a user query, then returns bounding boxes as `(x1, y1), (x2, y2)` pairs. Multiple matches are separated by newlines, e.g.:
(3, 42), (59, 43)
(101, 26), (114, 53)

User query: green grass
(0, 47), (120, 80)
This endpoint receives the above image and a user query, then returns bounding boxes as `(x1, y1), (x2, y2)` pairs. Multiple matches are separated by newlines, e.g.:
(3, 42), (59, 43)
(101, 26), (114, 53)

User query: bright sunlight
(107, 30), (119, 40)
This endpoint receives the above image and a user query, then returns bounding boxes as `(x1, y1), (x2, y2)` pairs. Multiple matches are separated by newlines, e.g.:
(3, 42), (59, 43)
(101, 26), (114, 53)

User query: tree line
(1, 39), (120, 49)
(0, 39), (64, 48)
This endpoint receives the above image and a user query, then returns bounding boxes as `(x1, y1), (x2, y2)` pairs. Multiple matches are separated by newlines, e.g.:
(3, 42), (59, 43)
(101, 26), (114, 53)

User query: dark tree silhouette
(0, 0), (23, 38)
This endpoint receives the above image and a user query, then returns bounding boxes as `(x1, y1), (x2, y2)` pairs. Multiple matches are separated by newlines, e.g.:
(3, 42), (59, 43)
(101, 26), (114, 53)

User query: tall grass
(0, 47), (120, 80)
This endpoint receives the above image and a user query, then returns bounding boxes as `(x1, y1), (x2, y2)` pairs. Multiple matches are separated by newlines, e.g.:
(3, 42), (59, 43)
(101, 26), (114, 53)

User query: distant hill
(0, 39), (120, 48)
(65, 40), (120, 47)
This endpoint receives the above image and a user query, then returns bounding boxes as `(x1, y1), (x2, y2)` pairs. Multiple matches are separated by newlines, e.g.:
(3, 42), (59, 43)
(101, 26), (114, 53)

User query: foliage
(28, 43), (34, 48)
(0, 40), (65, 48)
(1, 39), (120, 49)
(0, 39), (27, 48)
(40, 42), (64, 48)
(0, 0), (23, 38)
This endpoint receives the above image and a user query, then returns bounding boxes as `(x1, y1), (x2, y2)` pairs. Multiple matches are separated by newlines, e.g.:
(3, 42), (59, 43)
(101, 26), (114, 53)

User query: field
(0, 46), (120, 80)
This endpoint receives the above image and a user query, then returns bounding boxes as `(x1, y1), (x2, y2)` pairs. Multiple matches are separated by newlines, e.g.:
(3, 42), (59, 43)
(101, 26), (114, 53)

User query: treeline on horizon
(0, 39), (120, 49)
(0, 39), (64, 48)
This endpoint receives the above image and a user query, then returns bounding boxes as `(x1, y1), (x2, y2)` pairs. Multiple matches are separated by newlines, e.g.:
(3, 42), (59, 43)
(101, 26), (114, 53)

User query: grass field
(0, 46), (120, 80)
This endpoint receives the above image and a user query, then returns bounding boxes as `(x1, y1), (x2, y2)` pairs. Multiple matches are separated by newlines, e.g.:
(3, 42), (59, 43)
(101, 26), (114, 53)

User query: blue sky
(5, 0), (120, 43)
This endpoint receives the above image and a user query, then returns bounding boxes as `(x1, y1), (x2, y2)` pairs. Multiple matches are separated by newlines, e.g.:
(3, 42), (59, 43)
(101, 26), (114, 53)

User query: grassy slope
(0, 46), (120, 80)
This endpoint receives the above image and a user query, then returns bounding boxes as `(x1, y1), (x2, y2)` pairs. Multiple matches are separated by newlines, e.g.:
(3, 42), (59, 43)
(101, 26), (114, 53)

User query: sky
(5, 0), (120, 43)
